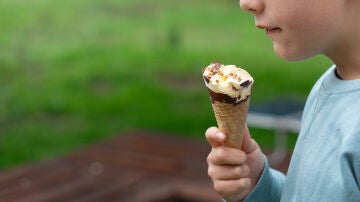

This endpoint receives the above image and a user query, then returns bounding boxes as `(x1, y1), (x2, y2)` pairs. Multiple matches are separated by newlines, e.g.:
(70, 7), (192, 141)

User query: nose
(239, 0), (264, 14)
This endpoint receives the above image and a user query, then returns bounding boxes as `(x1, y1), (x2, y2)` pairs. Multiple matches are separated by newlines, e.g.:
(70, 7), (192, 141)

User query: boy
(205, 0), (360, 201)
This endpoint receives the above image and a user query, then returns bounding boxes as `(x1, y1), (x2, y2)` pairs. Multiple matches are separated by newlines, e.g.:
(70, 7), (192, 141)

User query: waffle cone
(211, 99), (250, 149)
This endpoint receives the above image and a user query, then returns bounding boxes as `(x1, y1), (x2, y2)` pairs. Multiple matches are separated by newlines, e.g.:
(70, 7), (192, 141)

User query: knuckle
(249, 138), (259, 152)
(235, 165), (249, 177)
(207, 166), (215, 178)
(235, 166), (243, 176)
(213, 181), (222, 192)
(242, 165), (250, 176)
(236, 178), (251, 190)
(238, 151), (247, 163)
(215, 148), (227, 161)
(213, 181), (229, 196)
(215, 182), (240, 199)
(207, 150), (216, 164)
(207, 153), (212, 164)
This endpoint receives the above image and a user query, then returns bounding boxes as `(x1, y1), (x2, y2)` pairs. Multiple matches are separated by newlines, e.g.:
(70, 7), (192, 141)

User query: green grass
(0, 0), (331, 170)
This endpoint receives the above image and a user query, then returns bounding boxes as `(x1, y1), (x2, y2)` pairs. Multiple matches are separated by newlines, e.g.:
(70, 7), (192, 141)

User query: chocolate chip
(240, 80), (251, 87)
(211, 62), (221, 70)
(231, 85), (239, 91)
(203, 76), (210, 83)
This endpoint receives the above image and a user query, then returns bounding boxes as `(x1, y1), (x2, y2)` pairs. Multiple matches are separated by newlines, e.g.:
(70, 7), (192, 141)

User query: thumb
(241, 125), (258, 154)
(205, 127), (226, 148)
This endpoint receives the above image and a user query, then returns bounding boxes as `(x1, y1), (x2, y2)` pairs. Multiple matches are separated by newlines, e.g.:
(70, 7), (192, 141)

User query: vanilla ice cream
(202, 62), (254, 105)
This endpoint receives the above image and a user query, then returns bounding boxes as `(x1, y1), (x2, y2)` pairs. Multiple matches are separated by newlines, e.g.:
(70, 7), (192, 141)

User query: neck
(329, 48), (360, 80)
(325, 1), (360, 80)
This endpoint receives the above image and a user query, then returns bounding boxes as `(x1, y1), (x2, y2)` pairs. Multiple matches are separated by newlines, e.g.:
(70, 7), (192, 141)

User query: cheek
(273, 16), (330, 60)
(268, 0), (341, 61)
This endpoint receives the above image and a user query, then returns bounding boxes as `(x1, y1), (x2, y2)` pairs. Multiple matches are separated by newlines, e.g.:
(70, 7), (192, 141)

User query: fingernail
(216, 132), (226, 141)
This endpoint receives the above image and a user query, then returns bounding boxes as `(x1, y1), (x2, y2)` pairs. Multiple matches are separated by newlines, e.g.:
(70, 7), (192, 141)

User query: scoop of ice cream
(202, 62), (253, 104)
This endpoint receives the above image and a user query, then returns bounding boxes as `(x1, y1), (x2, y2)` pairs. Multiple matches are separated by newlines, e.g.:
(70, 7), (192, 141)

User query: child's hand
(205, 126), (265, 201)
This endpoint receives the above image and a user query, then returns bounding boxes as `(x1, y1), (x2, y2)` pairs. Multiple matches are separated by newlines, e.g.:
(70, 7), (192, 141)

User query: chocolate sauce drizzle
(206, 87), (250, 106)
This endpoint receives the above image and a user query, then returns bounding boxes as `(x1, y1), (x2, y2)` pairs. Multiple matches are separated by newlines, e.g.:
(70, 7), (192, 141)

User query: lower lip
(266, 28), (281, 35)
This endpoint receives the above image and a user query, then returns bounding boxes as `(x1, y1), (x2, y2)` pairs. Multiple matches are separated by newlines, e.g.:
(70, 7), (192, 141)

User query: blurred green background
(0, 0), (331, 170)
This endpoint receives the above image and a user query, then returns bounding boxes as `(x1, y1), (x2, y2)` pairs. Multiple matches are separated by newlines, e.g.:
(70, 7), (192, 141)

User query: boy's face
(239, 0), (345, 61)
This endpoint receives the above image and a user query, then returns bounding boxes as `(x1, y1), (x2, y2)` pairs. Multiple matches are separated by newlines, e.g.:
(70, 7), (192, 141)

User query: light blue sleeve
(340, 131), (360, 200)
(243, 155), (285, 202)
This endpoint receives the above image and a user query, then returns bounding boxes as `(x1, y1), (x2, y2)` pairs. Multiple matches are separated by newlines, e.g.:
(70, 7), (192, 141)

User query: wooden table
(0, 132), (291, 202)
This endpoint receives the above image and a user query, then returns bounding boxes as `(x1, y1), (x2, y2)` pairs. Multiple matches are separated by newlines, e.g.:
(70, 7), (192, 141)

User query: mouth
(266, 27), (281, 33)
(257, 25), (282, 34)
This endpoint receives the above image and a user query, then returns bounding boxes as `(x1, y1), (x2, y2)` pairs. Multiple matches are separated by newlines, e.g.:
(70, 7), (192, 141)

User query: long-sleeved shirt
(244, 65), (360, 202)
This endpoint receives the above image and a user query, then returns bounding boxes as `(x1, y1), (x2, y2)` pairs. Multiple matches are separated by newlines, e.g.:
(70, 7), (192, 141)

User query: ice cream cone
(211, 99), (250, 149)
(202, 62), (253, 149)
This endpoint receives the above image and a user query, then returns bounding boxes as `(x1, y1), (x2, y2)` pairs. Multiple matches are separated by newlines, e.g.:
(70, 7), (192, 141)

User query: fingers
(207, 147), (252, 201)
(207, 146), (247, 165)
(207, 147), (249, 180)
(208, 164), (250, 180)
(213, 178), (251, 200)
(205, 125), (262, 201)
(205, 126), (226, 148)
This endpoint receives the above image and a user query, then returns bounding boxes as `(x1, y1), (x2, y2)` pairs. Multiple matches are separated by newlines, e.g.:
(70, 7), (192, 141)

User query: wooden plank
(68, 133), (210, 178)
(0, 159), (75, 198)
(0, 160), (81, 200)
(0, 158), (70, 191)
(73, 175), (141, 202)
(0, 132), (291, 201)
(93, 132), (211, 161)
(24, 173), (141, 202)
(69, 147), (183, 175)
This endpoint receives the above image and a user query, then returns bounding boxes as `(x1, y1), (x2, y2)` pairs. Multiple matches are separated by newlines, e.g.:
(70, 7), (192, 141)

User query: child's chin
(274, 45), (313, 61)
